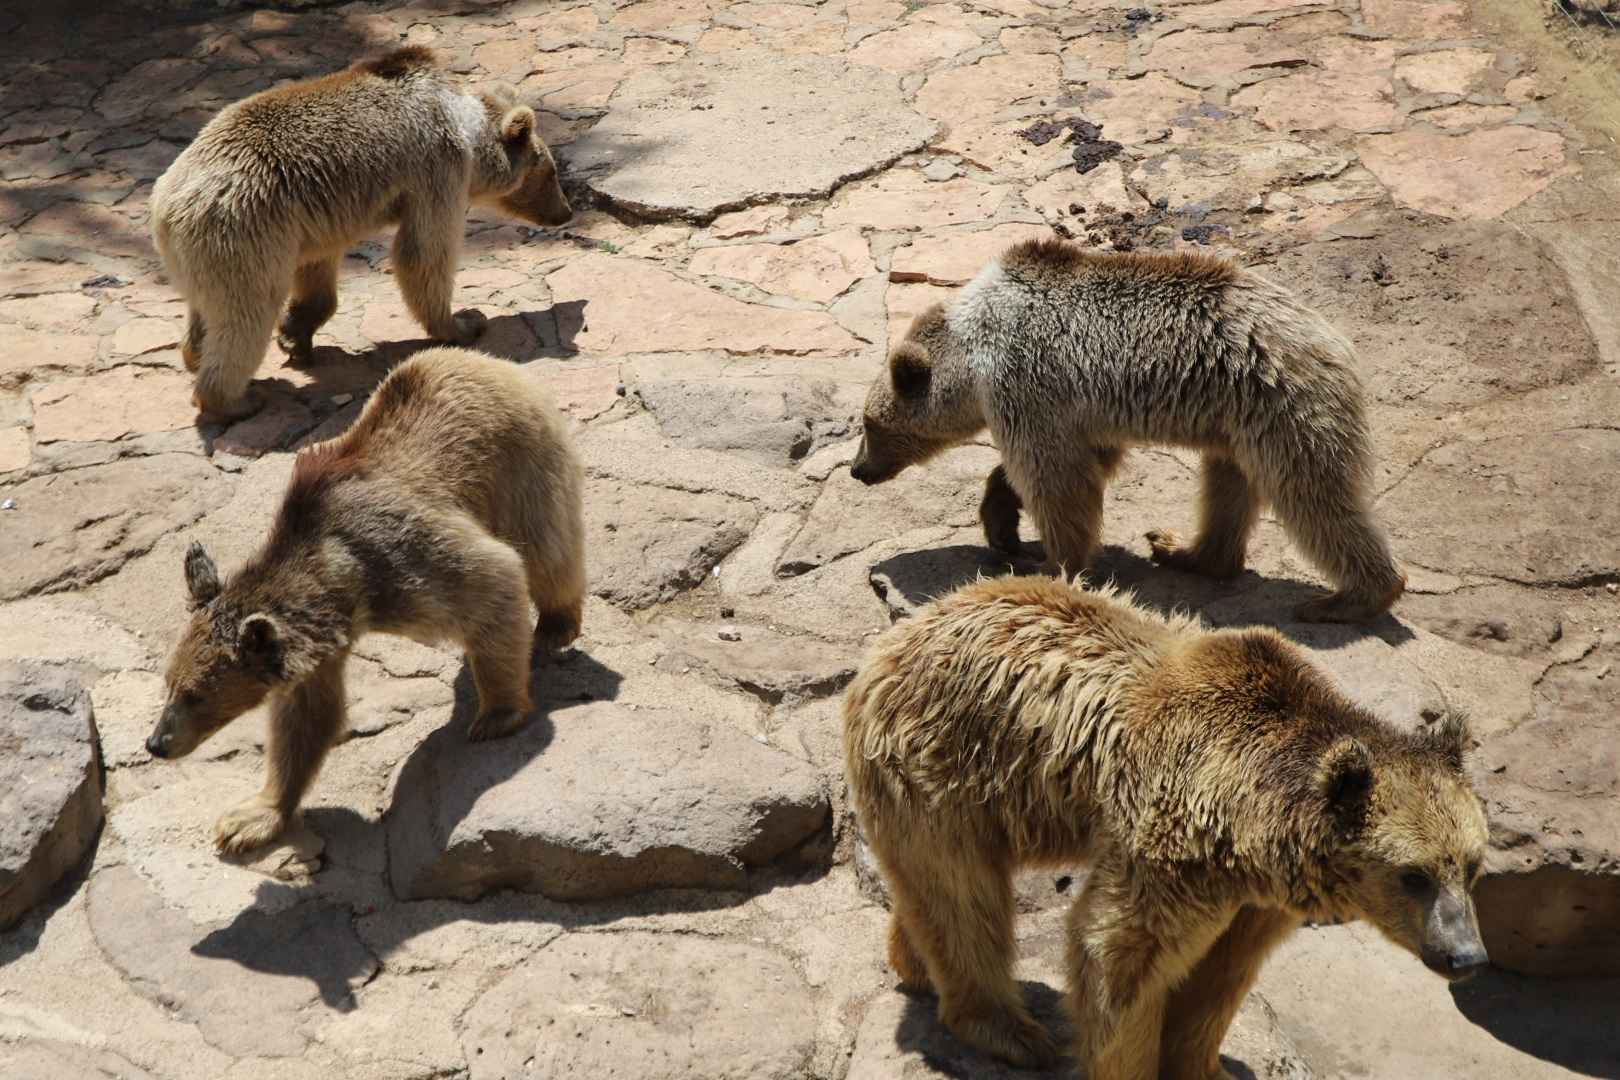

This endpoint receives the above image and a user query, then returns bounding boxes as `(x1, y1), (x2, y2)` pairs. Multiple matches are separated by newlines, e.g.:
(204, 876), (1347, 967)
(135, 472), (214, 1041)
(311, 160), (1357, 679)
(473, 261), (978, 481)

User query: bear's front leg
(1066, 859), (1233, 1080)
(215, 655), (347, 854)
(393, 202), (489, 346)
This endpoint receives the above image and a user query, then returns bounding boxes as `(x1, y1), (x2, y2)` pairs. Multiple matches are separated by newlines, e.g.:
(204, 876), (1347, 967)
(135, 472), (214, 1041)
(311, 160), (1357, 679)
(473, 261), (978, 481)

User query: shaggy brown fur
(851, 240), (1406, 623)
(148, 348), (586, 853)
(151, 47), (570, 421)
(844, 576), (1489, 1079)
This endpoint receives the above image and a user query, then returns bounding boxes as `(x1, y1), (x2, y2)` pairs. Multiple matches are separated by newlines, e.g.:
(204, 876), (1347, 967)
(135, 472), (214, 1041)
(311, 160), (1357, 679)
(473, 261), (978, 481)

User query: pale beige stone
(1001, 26), (1059, 54)
(523, 61), (633, 95)
(711, 204), (792, 238)
(109, 317), (183, 356)
(975, 0), (1045, 15)
(690, 228), (876, 303)
(474, 39), (535, 74)
(1504, 75), (1548, 103)
(1080, 74), (1205, 140)
(360, 302), (422, 344)
(0, 426), (28, 472)
(543, 79), (622, 110)
(846, 1), (906, 23)
(518, 6), (599, 42)
(772, 21), (848, 57)
(846, 23), (981, 74)
(888, 222), (1052, 286)
(30, 366), (196, 443)
(1394, 47), (1498, 96)
(696, 26), (758, 51)
(1233, 70), (1403, 133)
(1357, 127), (1576, 220)
(1311, 35), (1403, 75)
(885, 281), (957, 347)
(1062, 38), (1130, 72)
(933, 118), (1069, 181)
(913, 54), (1064, 125)
(731, 3), (818, 28)
(1023, 159), (1142, 221)
(611, 0), (725, 31)
(1169, 0), (1334, 25)
(455, 267), (530, 289)
(546, 253), (861, 355)
(622, 37), (687, 64)
(1132, 139), (1351, 210)
(621, 224), (693, 258)
(0, 292), (97, 330)
(527, 363), (622, 420)
(1416, 103), (1518, 128)
(0, 326), (99, 388)
(533, 47), (611, 74)
(1361, 0), (1467, 38)
(909, 2), (984, 26)
(822, 169), (1009, 230)
(1145, 27), (1310, 88)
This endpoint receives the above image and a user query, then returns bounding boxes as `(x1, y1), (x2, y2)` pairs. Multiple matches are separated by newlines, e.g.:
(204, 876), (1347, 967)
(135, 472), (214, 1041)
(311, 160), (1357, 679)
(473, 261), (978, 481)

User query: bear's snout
(1419, 885), (1489, 980)
(146, 727), (174, 758)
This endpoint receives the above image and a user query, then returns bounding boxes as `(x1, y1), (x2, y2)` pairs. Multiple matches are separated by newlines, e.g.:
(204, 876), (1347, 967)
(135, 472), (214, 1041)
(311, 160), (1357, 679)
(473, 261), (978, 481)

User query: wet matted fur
(844, 575), (1489, 1079)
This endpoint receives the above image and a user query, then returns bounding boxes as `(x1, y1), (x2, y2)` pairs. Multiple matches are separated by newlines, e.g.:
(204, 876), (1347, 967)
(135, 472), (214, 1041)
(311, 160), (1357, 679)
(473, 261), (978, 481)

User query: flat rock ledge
(388, 701), (829, 902)
(0, 661), (102, 931)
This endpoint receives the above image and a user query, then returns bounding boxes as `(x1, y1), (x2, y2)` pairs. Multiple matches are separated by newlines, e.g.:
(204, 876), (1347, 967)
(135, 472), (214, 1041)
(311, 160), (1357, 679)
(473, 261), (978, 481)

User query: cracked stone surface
(3, 0), (1620, 1076)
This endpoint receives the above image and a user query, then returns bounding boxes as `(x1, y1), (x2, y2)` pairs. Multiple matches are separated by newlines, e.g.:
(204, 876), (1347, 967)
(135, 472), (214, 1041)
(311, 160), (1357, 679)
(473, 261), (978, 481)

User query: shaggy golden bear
(850, 239), (1405, 623)
(151, 46), (570, 420)
(147, 348), (586, 853)
(844, 575), (1489, 1080)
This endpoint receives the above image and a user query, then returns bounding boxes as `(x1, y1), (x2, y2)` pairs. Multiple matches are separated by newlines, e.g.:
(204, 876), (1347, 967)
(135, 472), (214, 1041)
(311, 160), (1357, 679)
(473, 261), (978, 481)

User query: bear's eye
(1399, 871), (1431, 893)
(181, 690), (204, 707)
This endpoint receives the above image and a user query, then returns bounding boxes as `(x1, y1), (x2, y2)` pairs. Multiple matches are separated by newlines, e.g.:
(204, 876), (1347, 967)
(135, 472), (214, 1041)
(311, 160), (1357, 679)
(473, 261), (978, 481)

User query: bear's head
(475, 85), (571, 228)
(851, 304), (984, 485)
(1316, 711), (1491, 980)
(147, 543), (337, 760)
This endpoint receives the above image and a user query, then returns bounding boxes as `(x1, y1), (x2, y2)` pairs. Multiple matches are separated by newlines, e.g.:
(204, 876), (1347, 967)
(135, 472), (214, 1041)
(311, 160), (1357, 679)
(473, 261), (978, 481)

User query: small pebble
(718, 627), (741, 641)
(331, 392), (353, 406)
(753, 733), (769, 744)
(0, 499), (13, 510)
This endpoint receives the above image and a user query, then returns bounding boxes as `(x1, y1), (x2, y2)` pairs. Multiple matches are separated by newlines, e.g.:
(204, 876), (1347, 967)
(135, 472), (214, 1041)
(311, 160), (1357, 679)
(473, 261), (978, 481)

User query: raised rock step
(387, 701), (829, 902)
(0, 661), (101, 931)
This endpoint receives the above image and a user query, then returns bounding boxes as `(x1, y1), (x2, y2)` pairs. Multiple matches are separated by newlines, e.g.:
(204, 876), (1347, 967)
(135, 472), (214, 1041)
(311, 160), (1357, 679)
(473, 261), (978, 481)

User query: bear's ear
(501, 105), (536, 147)
(1316, 736), (1375, 825)
(889, 342), (932, 399)
(184, 542), (220, 608)
(1426, 710), (1472, 773)
(238, 613), (281, 658)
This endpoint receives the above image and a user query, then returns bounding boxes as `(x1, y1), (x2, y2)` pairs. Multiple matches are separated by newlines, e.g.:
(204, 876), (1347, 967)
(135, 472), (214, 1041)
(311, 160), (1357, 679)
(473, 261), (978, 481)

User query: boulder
(0, 454), (233, 600)
(387, 701), (829, 901)
(0, 662), (101, 930)
(1396, 586), (1564, 657)
(585, 478), (758, 609)
(1473, 642), (1620, 976)
(646, 615), (861, 703)
(463, 932), (816, 1080)
(636, 377), (859, 467)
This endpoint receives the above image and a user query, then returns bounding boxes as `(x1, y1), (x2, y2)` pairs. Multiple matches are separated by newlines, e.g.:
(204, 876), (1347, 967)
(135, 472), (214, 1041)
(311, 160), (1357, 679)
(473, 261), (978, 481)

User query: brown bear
(844, 574), (1489, 1080)
(850, 240), (1405, 623)
(147, 347), (586, 853)
(151, 46), (571, 421)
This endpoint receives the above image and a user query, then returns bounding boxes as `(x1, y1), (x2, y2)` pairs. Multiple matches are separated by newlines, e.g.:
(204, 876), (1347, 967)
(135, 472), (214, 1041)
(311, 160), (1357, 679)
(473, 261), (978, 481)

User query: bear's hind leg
(1160, 906), (1298, 1080)
(887, 911), (935, 995)
(881, 833), (1060, 1069)
(453, 534), (536, 742)
(216, 653), (347, 853)
(277, 255), (340, 364)
(980, 464), (1024, 557)
(1146, 454), (1257, 579)
(393, 203), (487, 346)
(1265, 466), (1404, 623)
(181, 307), (204, 373)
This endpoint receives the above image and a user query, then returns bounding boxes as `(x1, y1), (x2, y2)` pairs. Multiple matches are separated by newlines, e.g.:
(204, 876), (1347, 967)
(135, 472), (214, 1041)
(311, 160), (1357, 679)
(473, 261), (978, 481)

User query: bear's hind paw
(953, 1010), (1061, 1070)
(468, 707), (528, 742)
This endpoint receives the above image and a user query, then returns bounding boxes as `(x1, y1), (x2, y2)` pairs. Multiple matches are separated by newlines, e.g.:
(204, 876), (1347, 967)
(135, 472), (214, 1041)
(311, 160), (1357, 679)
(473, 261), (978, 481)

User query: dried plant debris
(1015, 117), (1124, 175)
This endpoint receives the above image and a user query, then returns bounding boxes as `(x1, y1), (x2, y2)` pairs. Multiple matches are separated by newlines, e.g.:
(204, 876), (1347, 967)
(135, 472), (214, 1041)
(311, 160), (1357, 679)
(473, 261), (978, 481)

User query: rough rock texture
(0, 663), (101, 931)
(1473, 642), (1620, 977)
(388, 702), (829, 901)
(646, 615), (860, 704)
(561, 51), (936, 218)
(585, 479), (758, 608)
(463, 933), (816, 1080)
(0, 454), (233, 600)
(636, 377), (858, 466)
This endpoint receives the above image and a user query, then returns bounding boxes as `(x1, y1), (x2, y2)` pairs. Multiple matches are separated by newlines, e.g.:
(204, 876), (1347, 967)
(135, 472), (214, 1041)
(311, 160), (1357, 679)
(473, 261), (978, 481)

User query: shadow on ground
(1450, 967), (1620, 1079)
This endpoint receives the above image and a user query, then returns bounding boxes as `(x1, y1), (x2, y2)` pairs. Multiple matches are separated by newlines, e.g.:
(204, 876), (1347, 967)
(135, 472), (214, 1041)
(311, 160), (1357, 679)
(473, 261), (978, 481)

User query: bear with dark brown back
(845, 575), (1490, 1079)
(151, 47), (571, 421)
(851, 239), (1405, 623)
(148, 347), (586, 853)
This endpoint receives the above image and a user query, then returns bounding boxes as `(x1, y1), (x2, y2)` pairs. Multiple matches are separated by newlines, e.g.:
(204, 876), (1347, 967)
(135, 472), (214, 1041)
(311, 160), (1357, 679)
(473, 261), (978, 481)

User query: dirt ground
(1, 1), (1618, 1078)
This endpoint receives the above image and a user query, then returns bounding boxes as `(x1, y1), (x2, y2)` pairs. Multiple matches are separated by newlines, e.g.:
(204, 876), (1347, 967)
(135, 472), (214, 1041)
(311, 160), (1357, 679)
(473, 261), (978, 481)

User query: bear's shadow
(891, 981), (1074, 1078)
(1449, 967), (1620, 1078)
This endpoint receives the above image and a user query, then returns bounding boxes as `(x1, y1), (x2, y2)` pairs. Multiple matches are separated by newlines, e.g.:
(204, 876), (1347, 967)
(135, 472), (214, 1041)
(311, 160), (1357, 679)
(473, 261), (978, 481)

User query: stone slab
(560, 51), (937, 218)
(463, 932), (816, 1080)
(1357, 127), (1576, 221)
(387, 701), (829, 901)
(646, 615), (860, 703)
(585, 478), (759, 609)
(0, 662), (101, 931)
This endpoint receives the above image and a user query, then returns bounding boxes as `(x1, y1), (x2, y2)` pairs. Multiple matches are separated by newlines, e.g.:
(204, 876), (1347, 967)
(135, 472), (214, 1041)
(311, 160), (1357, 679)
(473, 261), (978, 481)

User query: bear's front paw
(450, 308), (489, 345)
(468, 707), (528, 742)
(198, 384), (269, 423)
(214, 800), (287, 854)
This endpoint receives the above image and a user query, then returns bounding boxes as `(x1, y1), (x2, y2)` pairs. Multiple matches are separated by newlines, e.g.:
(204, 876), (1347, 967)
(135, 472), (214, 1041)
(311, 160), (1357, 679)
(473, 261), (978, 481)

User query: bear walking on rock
(845, 575), (1489, 1079)
(850, 239), (1405, 623)
(151, 46), (571, 420)
(147, 348), (586, 854)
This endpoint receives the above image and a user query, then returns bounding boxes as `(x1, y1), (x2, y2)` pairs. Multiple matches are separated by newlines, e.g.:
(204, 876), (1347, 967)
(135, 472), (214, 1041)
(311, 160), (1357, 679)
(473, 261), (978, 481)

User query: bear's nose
(1446, 945), (1489, 979)
(146, 731), (172, 758)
